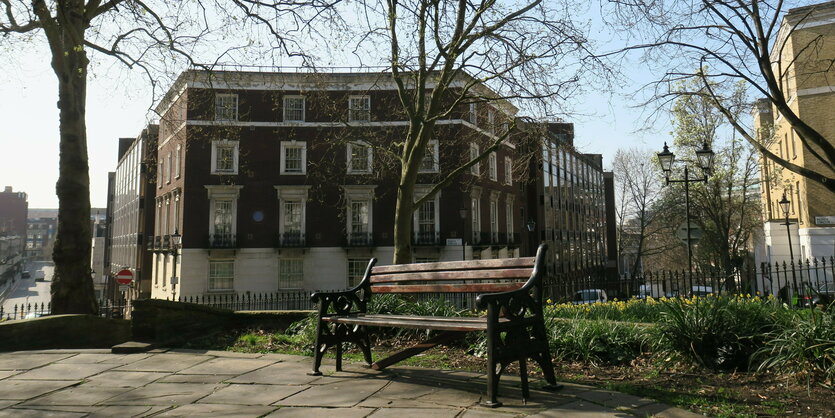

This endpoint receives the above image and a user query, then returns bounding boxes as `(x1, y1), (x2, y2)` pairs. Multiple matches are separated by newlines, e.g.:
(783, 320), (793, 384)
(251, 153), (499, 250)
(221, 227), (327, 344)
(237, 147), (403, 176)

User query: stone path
(0, 349), (704, 417)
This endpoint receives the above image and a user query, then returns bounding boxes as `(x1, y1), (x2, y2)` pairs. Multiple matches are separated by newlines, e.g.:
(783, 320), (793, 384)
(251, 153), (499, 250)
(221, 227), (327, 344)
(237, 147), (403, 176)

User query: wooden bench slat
(370, 268), (533, 284)
(323, 314), (508, 331)
(371, 257), (535, 274)
(371, 283), (523, 294)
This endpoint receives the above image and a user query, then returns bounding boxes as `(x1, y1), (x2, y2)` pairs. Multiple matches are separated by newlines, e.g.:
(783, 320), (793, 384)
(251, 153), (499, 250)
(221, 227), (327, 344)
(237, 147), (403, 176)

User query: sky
(0, 4), (673, 209)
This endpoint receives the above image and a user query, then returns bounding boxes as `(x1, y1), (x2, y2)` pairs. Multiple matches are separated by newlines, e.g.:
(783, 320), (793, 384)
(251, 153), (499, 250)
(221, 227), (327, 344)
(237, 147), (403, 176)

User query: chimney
(3, 186), (11, 193)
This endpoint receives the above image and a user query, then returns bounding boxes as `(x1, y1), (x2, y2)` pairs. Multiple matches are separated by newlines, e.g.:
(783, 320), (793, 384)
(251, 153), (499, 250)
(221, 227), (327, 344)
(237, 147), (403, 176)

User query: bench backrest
(366, 245), (546, 295)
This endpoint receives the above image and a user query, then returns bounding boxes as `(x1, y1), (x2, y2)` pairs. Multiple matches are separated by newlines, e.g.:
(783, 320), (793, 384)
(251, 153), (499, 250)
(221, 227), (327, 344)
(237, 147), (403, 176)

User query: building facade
(146, 70), (531, 299)
(0, 186), (27, 285)
(25, 217), (56, 260)
(520, 122), (615, 296)
(108, 126), (158, 301)
(754, 2), (835, 265)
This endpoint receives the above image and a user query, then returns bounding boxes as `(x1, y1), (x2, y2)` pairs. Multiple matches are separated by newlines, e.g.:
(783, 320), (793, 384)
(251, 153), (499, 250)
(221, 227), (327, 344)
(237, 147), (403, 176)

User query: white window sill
(211, 171), (239, 175)
(279, 172), (306, 176)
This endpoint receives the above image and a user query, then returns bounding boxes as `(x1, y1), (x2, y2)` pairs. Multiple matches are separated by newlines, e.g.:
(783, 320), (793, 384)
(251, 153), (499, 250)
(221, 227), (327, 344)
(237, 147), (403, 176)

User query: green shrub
(656, 296), (786, 370)
(545, 298), (665, 322)
(546, 315), (652, 366)
(755, 307), (835, 388)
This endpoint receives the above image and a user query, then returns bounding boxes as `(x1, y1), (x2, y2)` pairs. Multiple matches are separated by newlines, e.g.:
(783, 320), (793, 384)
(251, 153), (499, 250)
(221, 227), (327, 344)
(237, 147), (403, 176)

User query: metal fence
(176, 290), (315, 311)
(547, 256), (835, 306)
(1, 299), (128, 321)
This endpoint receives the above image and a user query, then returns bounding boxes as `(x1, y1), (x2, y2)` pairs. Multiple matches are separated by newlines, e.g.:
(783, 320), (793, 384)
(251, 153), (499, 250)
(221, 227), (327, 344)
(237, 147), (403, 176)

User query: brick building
(754, 1), (835, 264)
(0, 186), (27, 284)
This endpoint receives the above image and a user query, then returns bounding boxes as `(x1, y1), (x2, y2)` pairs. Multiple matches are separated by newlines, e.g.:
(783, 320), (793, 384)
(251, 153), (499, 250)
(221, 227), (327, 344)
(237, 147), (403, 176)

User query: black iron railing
(413, 231), (440, 245)
(0, 299), (127, 321)
(277, 231), (306, 247)
(347, 232), (373, 246)
(208, 233), (236, 248)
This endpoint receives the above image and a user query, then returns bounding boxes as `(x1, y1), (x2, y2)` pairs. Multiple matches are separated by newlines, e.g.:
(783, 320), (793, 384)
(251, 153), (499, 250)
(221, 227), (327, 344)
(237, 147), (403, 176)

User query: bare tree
(0, 0), (335, 314)
(612, 148), (672, 276)
(670, 78), (762, 282)
(607, 0), (835, 192)
(345, 0), (599, 263)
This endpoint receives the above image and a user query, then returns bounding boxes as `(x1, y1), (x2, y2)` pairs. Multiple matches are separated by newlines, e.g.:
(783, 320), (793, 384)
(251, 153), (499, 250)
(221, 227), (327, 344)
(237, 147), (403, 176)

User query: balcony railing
(162, 234), (171, 250)
(347, 232), (373, 247)
(146, 236), (155, 251)
(153, 235), (162, 251)
(506, 232), (520, 246)
(277, 231), (306, 247)
(208, 233), (237, 248)
(413, 231), (441, 245)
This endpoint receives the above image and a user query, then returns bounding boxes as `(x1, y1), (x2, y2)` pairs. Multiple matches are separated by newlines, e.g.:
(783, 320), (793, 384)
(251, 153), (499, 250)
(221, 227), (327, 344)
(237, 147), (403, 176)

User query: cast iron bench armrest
(310, 257), (378, 316)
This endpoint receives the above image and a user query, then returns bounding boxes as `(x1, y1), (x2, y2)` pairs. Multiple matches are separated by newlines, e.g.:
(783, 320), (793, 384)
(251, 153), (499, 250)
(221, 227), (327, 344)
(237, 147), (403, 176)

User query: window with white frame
(166, 152), (172, 183)
(275, 186), (310, 244)
(212, 200), (233, 238)
(157, 162), (163, 186)
(343, 186), (375, 244)
(490, 199), (498, 242)
(506, 200), (514, 242)
(504, 156), (512, 185)
(279, 258), (304, 289)
(413, 186), (440, 243)
(350, 201), (369, 235)
(469, 103), (477, 124)
(488, 152), (497, 181)
(211, 140), (238, 174)
(417, 200), (436, 239)
(469, 143), (480, 175)
(283, 96), (305, 122)
(206, 185), (241, 246)
(209, 260), (234, 291)
(348, 95), (371, 122)
(215, 93), (238, 121)
(175, 144), (182, 178)
(347, 259), (367, 287)
(471, 197), (481, 241)
(280, 141), (307, 174)
(418, 140), (439, 173)
(347, 141), (372, 174)
(487, 108), (495, 134)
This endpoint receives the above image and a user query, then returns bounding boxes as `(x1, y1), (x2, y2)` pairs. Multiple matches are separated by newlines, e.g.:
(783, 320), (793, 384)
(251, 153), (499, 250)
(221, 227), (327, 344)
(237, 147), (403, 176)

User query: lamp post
(778, 192), (797, 292)
(459, 207), (468, 261)
(656, 141), (714, 274)
(170, 229), (182, 301)
(526, 219), (536, 257)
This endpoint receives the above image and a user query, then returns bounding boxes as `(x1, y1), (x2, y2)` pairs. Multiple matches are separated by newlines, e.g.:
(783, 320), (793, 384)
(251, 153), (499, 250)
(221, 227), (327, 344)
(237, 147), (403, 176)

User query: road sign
(446, 238), (463, 246)
(115, 269), (134, 285)
(676, 221), (703, 244)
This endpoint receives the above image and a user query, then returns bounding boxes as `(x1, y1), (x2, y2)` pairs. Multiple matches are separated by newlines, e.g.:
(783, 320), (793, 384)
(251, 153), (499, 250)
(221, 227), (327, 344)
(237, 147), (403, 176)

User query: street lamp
(459, 207), (468, 261)
(170, 229), (182, 301)
(655, 141), (714, 274)
(778, 191), (797, 264)
(526, 219), (536, 257)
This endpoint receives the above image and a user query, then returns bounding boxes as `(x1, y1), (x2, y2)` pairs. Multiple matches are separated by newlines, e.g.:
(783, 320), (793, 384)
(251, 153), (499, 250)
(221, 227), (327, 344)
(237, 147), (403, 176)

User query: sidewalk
(0, 349), (704, 417)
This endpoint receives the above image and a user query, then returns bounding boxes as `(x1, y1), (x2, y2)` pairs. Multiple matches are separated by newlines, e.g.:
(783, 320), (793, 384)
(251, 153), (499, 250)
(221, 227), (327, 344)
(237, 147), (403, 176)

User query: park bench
(309, 244), (559, 407)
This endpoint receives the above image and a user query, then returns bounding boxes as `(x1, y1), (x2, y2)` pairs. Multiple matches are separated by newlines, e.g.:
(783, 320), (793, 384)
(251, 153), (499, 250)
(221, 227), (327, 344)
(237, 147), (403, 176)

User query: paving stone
(258, 353), (308, 362)
(0, 354), (74, 370)
(415, 387), (482, 407)
(157, 374), (232, 384)
(264, 407), (373, 417)
(198, 383), (305, 405)
(177, 357), (276, 375)
(575, 389), (655, 409)
(153, 403), (277, 417)
(458, 408), (523, 418)
(0, 371), (21, 380)
(276, 379), (388, 407)
(201, 350), (266, 358)
(86, 405), (171, 417)
(526, 400), (632, 417)
(20, 385), (134, 406)
(113, 353), (211, 373)
(0, 400), (19, 408)
(84, 371), (170, 388)
(228, 363), (323, 385)
(56, 354), (116, 364)
(100, 383), (224, 406)
(367, 407), (461, 418)
(95, 353), (152, 365)
(0, 407), (87, 417)
(357, 398), (452, 409)
(631, 403), (706, 418)
(370, 381), (438, 400)
(0, 380), (80, 400)
(10, 362), (117, 381)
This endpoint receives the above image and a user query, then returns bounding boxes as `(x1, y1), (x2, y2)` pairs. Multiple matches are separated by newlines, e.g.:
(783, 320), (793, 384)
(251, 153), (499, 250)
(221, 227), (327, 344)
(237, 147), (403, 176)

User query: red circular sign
(115, 269), (134, 285)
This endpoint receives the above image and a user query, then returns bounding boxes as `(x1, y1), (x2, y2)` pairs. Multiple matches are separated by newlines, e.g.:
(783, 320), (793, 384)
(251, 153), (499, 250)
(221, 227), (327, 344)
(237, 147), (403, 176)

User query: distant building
(107, 125), (158, 302)
(0, 186), (27, 284)
(754, 1), (835, 266)
(25, 217), (57, 260)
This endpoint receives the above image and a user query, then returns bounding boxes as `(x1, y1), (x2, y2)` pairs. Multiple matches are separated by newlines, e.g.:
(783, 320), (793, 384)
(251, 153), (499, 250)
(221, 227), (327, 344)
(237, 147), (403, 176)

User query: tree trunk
(49, 16), (98, 315)
(393, 183), (415, 264)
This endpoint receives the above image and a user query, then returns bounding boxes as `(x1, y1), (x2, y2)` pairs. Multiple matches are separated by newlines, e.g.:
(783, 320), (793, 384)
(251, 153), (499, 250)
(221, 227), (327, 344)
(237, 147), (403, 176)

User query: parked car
(21, 271), (30, 279)
(572, 289), (608, 305)
(688, 285), (714, 297)
(34, 272), (46, 282)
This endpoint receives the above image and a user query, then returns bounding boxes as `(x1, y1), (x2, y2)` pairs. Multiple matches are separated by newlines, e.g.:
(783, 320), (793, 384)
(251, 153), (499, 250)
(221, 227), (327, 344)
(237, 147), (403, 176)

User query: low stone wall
(131, 298), (312, 346)
(0, 315), (131, 352)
